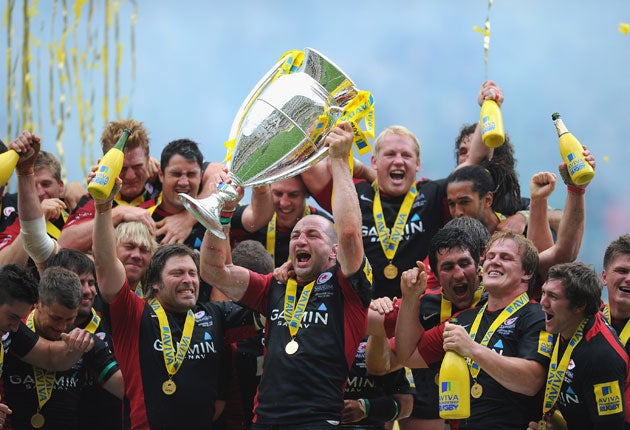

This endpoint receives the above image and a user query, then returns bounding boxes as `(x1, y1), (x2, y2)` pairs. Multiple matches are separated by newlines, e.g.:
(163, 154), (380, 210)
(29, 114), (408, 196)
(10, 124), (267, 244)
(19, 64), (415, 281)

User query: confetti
(619, 22), (630, 35)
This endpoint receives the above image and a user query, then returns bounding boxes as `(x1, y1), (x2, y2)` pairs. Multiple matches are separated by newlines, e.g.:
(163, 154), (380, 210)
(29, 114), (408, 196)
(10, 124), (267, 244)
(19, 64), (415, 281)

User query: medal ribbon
(542, 318), (587, 414)
(266, 205), (311, 265)
(26, 311), (56, 413)
(0, 338), (4, 379)
(134, 282), (144, 298)
(373, 181), (417, 264)
(284, 278), (315, 339)
(601, 304), (630, 346)
(440, 286), (484, 323)
(466, 292), (529, 379)
(147, 298), (195, 378)
(84, 308), (101, 334)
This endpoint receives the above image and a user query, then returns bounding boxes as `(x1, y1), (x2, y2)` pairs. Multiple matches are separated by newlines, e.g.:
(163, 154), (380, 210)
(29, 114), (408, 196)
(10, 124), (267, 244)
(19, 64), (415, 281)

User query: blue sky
(2, 0), (629, 271)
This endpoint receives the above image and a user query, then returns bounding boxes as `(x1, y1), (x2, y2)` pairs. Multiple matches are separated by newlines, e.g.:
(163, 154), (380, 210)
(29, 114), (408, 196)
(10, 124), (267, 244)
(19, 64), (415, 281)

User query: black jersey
(3, 327), (118, 430)
(342, 338), (413, 430)
(419, 300), (551, 429)
(355, 179), (447, 299)
(240, 258), (372, 426)
(76, 303), (124, 430)
(552, 313), (629, 429)
(109, 280), (249, 429)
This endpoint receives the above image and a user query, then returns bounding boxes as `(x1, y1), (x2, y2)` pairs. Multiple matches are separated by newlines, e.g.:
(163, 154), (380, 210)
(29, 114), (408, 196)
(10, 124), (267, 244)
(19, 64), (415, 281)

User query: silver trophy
(179, 48), (360, 238)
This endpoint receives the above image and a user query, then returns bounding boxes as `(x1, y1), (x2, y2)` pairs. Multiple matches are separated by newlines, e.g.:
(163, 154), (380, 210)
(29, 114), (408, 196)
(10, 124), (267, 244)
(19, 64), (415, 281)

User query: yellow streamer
(619, 22), (630, 35)
(474, 0), (494, 80)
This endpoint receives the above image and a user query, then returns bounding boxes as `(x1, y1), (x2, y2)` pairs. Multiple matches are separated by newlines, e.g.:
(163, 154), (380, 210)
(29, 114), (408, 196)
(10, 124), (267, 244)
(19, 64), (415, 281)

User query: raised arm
(7, 132), (58, 270)
(526, 172), (557, 252)
(240, 185), (274, 233)
(394, 262), (428, 363)
(328, 122), (364, 276)
(538, 150), (595, 280)
(199, 175), (252, 301)
(91, 178), (128, 303)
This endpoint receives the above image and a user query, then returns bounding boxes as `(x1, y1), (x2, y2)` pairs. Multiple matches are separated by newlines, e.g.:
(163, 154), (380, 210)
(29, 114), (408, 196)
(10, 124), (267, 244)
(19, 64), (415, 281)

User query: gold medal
(470, 382), (483, 399)
(434, 373), (439, 385)
(162, 379), (177, 395)
(285, 339), (299, 355)
(538, 419), (547, 430)
(383, 263), (398, 280)
(31, 412), (45, 429)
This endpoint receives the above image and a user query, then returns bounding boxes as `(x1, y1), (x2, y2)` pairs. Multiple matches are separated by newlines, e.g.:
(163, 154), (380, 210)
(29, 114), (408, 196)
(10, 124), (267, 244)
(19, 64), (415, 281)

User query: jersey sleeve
(238, 271), (273, 316)
(84, 333), (120, 384)
(63, 195), (96, 228)
(6, 322), (40, 358)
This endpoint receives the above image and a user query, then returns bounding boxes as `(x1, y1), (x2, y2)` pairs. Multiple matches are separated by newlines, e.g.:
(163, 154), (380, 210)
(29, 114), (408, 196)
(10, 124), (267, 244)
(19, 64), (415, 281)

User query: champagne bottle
(438, 350), (471, 419)
(0, 150), (20, 185)
(480, 99), (505, 148)
(88, 128), (132, 200)
(551, 113), (594, 186)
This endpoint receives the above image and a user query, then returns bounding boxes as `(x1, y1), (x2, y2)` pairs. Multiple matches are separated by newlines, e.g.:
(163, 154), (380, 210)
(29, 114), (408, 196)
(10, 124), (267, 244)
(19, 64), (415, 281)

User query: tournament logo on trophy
(179, 47), (374, 238)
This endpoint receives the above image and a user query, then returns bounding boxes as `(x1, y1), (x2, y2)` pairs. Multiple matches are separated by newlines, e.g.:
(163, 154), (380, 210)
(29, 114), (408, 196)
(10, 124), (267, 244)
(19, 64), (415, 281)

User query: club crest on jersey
(195, 310), (206, 320)
(567, 358), (576, 370)
(317, 272), (333, 284)
(3, 206), (15, 217)
(95, 332), (106, 341)
(504, 317), (518, 326)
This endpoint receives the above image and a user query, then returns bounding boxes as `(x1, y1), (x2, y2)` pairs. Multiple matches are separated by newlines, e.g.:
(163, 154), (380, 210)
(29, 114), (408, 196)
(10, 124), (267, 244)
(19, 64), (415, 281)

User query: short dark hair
(39, 266), (82, 309)
(0, 264), (39, 305)
(603, 234), (630, 271)
(232, 240), (274, 275)
(547, 262), (602, 316)
(429, 227), (480, 273)
(144, 243), (199, 298)
(47, 249), (96, 280)
(444, 217), (491, 257)
(160, 139), (203, 173)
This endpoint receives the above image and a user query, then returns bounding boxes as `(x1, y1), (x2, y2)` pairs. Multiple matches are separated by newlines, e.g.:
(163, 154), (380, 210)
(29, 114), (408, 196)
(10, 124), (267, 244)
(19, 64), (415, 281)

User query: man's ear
(483, 191), (493, 209)
(329, 243), (338, 261)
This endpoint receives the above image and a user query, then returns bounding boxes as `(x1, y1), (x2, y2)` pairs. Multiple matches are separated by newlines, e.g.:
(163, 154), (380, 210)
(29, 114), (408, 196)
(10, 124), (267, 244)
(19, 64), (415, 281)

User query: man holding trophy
(200, 121), (373, 428)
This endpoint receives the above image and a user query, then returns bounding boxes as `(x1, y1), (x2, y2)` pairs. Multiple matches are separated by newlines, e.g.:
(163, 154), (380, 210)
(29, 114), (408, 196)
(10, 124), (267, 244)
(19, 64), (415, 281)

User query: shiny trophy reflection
(179, 48), (360, 238)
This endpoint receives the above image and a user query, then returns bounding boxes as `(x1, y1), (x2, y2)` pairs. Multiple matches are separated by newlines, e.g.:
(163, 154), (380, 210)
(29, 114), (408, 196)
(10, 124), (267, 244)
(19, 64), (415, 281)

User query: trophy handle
(178, 182), (240, 239)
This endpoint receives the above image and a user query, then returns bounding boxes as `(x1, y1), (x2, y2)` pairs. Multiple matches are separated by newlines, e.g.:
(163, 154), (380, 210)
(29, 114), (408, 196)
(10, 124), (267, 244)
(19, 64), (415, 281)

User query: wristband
(567, 185), (586, 195)
(219, 216), (232, 226)
(517, 210), (530, 225)
(16, 171), (34, 177)
(366, 396), (400, 422)
(96, 202), (114, 214)
(357, 398), (370, 419)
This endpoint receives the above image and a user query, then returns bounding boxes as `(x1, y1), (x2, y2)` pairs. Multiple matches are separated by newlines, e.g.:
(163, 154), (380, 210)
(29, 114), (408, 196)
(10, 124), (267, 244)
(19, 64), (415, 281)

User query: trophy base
(178, 193), (227, 240)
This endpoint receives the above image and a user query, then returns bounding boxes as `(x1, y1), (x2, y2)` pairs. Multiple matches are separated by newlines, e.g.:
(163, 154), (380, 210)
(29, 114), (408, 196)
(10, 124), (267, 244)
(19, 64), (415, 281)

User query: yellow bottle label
(88, 149), (125, 200)
(480, 100), (505, 148)
(438, 351), (471, 419)
(558, 133), (594, 186)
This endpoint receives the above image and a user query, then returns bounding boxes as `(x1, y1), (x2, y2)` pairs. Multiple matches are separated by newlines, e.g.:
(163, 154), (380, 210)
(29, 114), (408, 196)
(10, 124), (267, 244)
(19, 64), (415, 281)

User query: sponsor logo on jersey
(594, 381), (623, 416)
(269, 308), (329, 328)
(537, 330), (554, 358)
(153, 338), (217, 359)
(362, 221), (425, 242)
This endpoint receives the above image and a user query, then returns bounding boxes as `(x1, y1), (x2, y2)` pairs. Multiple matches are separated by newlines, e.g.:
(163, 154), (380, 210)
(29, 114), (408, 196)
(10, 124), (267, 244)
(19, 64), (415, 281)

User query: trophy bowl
(179, 48), (359, 238)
